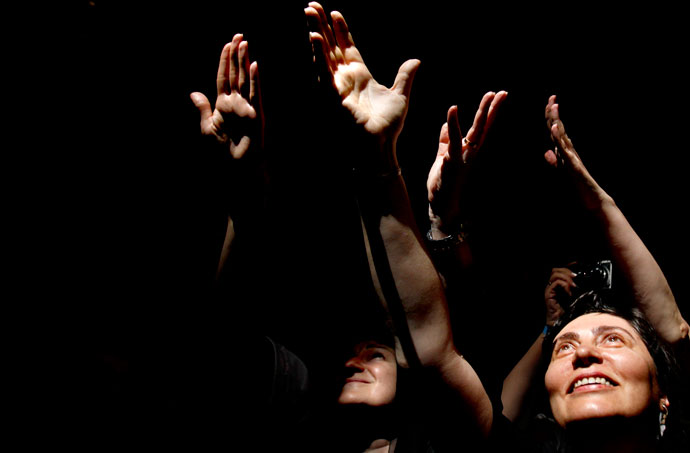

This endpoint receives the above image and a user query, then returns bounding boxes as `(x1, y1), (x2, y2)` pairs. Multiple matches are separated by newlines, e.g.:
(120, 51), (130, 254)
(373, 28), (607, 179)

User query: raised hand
(190, 34), (264, 160)
(427, 92), (507, 238)
(544, 95), (605, 210)
(544, 267), (575, 326)
(304, 2), (420, 171)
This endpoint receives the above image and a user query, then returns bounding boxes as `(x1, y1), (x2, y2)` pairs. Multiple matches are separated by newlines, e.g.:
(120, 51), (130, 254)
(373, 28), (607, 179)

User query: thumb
(190, 92), (213, 126)
(392, 59), (421, 99)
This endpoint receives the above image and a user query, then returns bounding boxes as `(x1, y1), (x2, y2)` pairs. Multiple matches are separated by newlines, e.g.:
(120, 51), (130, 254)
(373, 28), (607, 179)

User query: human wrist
(424, 219), (469, 256)
(355, 137), (399, 173)
(428, 208), (466, 241)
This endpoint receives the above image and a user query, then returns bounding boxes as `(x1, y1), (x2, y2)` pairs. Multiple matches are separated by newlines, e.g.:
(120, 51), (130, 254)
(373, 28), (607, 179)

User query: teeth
(573, 377), (614, 389)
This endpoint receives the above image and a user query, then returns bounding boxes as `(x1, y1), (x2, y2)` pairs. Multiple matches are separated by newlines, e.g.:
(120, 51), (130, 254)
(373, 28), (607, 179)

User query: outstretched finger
(331, 11), (356, 52)
(551, 107), (575, 154)
(225, 34), (243, 94)
(331, 11), (356, 65)
(480, 90), (508, 144)
(310, 32), (335, 87)
(305, 6), (337, 73)
(216, 41), (232, 96)
(550, 113), (581, 168)
(249, 61), (262, 110)
(446, 105), (463, 161)
(464, 91), (496, 147)
(238, 40), (251, 99)
(545, 94), (558, 130)
(307, 3), (336, 54)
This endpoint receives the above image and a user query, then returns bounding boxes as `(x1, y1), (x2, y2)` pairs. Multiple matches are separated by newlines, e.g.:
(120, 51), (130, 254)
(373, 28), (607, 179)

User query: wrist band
(424, 229), (466, 254)
(543, 325), (552, 336)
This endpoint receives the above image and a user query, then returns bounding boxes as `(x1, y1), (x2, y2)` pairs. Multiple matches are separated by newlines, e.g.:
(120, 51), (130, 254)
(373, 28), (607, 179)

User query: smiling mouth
(568, 376), (618, 393)
(345, 378), (370, 384)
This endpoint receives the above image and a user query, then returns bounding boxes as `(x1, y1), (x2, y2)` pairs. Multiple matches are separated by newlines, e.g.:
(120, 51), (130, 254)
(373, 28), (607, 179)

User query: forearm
(501, 333), (544, 421)
(215, 165), (269, 283)
(358, 167), (455, 367)
(357, 156), (493, 435)
(594, 194), (688, 343)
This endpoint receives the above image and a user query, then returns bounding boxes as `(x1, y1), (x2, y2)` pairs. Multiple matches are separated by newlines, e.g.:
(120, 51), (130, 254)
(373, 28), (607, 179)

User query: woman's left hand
(305, 2), (420, 171)
(427, 91), (507, 238)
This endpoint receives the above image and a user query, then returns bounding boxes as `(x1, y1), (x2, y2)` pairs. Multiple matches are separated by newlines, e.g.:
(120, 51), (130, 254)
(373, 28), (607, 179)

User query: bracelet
(424, 228), (467, 254)
(543, 325), (552, 336)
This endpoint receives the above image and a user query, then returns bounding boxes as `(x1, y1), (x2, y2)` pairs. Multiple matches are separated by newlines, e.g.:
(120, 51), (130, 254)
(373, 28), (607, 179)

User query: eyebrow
(554, 332), (579, 344)
(592, 325), (635, 340)
(554, 325), (636, 344)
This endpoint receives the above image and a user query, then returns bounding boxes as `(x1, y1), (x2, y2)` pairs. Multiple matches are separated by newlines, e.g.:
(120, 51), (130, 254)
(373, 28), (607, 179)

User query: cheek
(544, 362), (563, 395)
(372, 364), (397, 398)
(610, 352), (659, 398)
(544, 362), (570, 425)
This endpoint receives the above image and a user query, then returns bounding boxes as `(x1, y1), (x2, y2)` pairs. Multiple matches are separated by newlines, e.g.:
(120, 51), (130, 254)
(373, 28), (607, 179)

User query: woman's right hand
(190, 33), (264, 160)
(544, 267), (577, 326)
(544, 95), (610, 211)
(427, 92), (507, 239)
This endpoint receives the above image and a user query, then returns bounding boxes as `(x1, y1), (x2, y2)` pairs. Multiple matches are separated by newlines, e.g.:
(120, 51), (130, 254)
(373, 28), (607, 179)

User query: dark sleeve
(264, 336), (311, 420)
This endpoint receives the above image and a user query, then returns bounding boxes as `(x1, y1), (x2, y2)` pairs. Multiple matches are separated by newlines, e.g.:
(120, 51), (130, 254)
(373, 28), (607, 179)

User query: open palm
(306, 3), (419, 141)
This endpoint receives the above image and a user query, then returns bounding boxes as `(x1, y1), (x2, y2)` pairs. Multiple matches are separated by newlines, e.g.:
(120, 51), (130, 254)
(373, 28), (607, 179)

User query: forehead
(556, 313), (639, 339)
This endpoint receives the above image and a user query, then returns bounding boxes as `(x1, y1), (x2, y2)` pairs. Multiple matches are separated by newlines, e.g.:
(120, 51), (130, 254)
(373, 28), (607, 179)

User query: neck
(565, 416), (659, 453)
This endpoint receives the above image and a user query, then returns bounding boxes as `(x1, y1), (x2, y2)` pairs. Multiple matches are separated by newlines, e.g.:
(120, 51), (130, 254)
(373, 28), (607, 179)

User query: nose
(344, 356), (366, 371)
(572, 344), (603, 368)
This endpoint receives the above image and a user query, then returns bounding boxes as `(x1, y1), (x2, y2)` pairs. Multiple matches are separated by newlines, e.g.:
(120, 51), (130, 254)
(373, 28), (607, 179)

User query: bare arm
(546, 96), (688, 346)
(190, 34), (266, 279)
(501, 267), (572, 421)
(305, 2), (492, 440)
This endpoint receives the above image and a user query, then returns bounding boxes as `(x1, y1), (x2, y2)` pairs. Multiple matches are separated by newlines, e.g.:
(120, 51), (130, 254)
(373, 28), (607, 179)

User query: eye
(604, 334), (623, 344)
(370, 352), (386, 360)
(555, 342), (575, 355)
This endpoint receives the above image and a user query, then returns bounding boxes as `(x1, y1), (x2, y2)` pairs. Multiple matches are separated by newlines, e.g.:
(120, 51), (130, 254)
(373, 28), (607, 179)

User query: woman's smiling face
(338, 341), (397, 407)
(544, 313), (661, 427)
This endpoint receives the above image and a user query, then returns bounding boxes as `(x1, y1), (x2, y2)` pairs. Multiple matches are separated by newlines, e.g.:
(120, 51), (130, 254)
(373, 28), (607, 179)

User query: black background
(36, 0), (690, 448)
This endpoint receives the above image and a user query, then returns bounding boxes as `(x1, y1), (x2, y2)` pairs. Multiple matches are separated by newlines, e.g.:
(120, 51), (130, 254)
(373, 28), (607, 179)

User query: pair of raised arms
(189, 3), (508, 241)
(190, 0), (688, 442)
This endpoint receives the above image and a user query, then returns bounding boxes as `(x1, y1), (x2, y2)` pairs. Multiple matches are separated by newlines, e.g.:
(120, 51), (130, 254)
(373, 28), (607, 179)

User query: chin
(338, 390), (371, 406)
(559, 402), (652, 428)
(338, 392), (393, 407)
